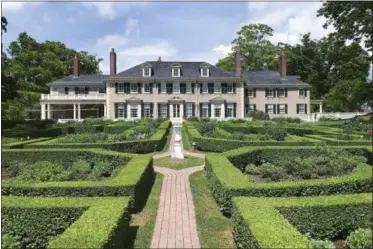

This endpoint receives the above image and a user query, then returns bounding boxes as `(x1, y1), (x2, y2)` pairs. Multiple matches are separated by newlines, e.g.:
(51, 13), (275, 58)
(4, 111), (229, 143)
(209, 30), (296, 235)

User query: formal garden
(1, 114), (372, 249)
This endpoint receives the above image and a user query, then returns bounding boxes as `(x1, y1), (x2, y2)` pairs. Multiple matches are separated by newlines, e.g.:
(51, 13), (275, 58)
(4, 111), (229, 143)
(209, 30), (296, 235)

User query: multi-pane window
(247, 104), (255, 112)
(247, 89), (254, 97)
(278, 89), (286, 97)
(144, 104), (151, 118)
(166, 83), (173, 94)
(75, 87), (88, 94)
(186, 83), (192, 93)
(130, 84), (138, 93)
(144, 84), (151, 93)
(185, 103), (193, 117)
(143, 67), (151, 77)
(130, 108), (138, 118)
(299, 88), (306, 96)
(214, 107), (221, 117)
(266, 89), (274, 97)
(118, 103), (125, 118)
(180, 83), (186, 94)
(161, 104), (168, 118)
(266, 104), (274, 114)
(118, 84), (125, 93)
(208, 83), (214, 94)
(201, 104), (208, 118)
(173, 83), (180, 93)
(201, 68), (208, 77)
(161, 83), (167, 94)
(227, 104), (234, 118)
(297, 104), (306, 114)
(214, 83), (221, 93)
(278, 104), (286, 114)
(172, 68), (180, 77)
(227, 83), (233, 93)
(98, 87), (106, 94)
(202, 84), (208, 94)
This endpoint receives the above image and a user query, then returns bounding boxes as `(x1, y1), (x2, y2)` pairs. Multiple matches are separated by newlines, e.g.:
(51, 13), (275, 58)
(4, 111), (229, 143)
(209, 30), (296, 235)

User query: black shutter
(150, 83), (153, 94)
(305, 104), (308, 114)
(192, 83), (195, 94)
(141, 103), (144, 118)
(158, 103), (161, 118)
(192, 103), (195, 116)
(225, 103), (228, 117)
(253, 104), (256, 111)
(245, 89), (248, 97)
(233, 83), (236, 94)
(296, 104), (299, 114)
(305, 89), (308, 97)
(199, 103), (203, 118)
(253, 88), (256, 97)
(200, 84), (202, 94)
(265, 89), (268, 97)
(208, 104), (211, 117)
(245, 104), (249, 113)
(84, 87), (89, 94)
(273, 104), (276, 114)
(221, 83), (226, 94)
(150, 103), (154, 118)
(276, 104), (279, 115)
(167, 103), (170, 118)
(233, 103), (237, 117)
(265, 104), (268, 113)
(115, 103), (118, 118)
(124, 103), (127, 118)
(65, 87), (69, 94)
(285, 104), (288, 114)
(157, 83), (161, 94)
(75, 87), (79, 95)
(115, 83), (118, 93)
(285, 88), (288, 97)
(138, 83), (142, 94)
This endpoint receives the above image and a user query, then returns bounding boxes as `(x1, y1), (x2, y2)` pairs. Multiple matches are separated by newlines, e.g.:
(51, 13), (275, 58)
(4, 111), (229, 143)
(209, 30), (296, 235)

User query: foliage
(199, 120), (218, 137)
(319, 116), (340, 121)
(246, 110), (269, 120)
(1, 234), (21, 249)
(271, 117), (302, 123)
(309, 238), (335, 249)
(344, 228), (372, 249)
(187, 116), (199, 122)
(18, 161), (70, 182)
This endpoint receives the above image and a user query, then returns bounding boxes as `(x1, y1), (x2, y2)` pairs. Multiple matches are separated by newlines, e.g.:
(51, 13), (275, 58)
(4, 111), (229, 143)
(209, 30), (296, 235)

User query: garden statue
(171, 133), (184, 160)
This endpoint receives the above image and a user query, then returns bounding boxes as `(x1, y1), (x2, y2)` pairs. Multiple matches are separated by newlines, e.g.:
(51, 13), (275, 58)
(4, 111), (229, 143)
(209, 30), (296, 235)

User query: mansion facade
(41, 47), (311, 121)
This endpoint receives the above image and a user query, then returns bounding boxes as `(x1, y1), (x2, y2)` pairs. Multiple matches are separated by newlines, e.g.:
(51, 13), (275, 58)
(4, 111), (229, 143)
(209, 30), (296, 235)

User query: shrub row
(304, 134), (372, 146)
(232, 193), (372, 249)
(2, 196), (132, 249)
(103, 123), (134, 134)
(1, 119), (56, 130)
(3, 127), (63, 138)
(205, 146), (373, 215)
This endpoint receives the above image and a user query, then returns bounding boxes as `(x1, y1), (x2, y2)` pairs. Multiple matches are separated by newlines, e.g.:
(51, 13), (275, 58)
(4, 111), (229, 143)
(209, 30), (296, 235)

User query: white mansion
(41, 47), (311, 121)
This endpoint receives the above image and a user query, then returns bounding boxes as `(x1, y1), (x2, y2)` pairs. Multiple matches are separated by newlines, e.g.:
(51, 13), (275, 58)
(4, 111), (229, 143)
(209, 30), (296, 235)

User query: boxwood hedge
(2, 196), (132, 249)
(232, 193), (372, 249)
(1, 148), (155, 211)
(205, 145), (372, 215)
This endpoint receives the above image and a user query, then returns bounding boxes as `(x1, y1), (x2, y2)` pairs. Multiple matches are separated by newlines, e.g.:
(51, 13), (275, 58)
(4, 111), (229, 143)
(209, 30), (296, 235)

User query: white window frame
(172, 67), (180, 77)
(118, 83), (125, 93)
(227, 83), (233, 93)
(247, 89), (254, 97)
(201, 104), (208, 118)
(144, 83), (151, 93)
(118, 103), (125, 118)
(185, 103), (193, 117)
(143, 67), (151, 77)
(161, 104), (167, 118)
(130, 84), (138, 93)
(278, 104), (286, 114)
(161, 83), (167, 94)
(144, 104), (151, 118)
(278, 89), (286, 97)
(202, 83), (208, 94)
(186, 83), (192, 93)
(298, 104), (306, 114)
(267, 104), (274, 114)
(173, 83), (180, 93)
(201, 67), (209, 77)
(214, 82), (221, 93)
(299, 88), (305, 97)
(266, 89), (274, 98)
(130, 108), (138, 118)
(214, 107), (221, 117)
(227, 103), (234, 118)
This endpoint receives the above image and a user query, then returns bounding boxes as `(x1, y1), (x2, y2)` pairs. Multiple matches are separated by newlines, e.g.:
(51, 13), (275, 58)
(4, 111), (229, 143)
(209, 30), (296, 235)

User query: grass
(126, 174), (163, 248)
(190, 171), (235, 248)
(153, 156), (204, 169)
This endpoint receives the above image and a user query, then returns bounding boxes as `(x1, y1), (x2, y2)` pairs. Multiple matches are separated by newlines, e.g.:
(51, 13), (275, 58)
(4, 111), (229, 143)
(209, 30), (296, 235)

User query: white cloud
(120, 41), (177, 57)
(67, 17), (76, 24)
(2, 1), (42, 11)
(81, 2), (147, 20)
(212, 45), (233, 55)
(43, 13), (50, 23)
(96, 34), (129, 48)
(125, 17), (139, 37)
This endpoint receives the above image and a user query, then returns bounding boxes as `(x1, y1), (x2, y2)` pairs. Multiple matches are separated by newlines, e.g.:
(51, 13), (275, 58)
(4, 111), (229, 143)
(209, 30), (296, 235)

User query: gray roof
(241, 70), (311, 87)
(115, 61), (236, 78)
(47, 74), (108, 86)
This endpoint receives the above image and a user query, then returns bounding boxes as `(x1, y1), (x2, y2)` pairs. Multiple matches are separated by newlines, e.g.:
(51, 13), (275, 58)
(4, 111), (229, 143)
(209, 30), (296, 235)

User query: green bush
(199, 120), (218, 137)
(1, 234), (21, 249)
(188, 117), (199, 122)
(19, 161), (70, 182)
(69, 160), (92, 181)
(272, 117), (302, 123)
(246, 110), (269, 120)
(345, 228), (372, 249)
(309, 238), (335, 249)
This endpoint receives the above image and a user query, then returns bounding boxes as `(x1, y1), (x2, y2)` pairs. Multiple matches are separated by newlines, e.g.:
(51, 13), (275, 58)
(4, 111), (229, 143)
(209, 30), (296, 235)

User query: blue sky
(2, 1), (371, 78)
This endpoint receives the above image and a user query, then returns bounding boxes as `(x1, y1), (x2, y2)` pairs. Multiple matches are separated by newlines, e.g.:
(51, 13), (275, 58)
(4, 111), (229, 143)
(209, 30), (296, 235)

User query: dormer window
(200, 63), (210, 77)
(171, 63), (181, 77)
(142, 63), (152, 77)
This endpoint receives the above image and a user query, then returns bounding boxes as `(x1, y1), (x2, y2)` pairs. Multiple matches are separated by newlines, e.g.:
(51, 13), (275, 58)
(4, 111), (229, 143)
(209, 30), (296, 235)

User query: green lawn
(190, 171), (236, 248)
(153, 156), (204, 169)
(127, 174), (163, 248)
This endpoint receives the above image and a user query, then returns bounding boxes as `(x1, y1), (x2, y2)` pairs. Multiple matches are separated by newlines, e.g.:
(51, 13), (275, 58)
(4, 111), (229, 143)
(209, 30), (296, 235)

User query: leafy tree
(216, 55), (235, 72)
(1, 16), (7, 34)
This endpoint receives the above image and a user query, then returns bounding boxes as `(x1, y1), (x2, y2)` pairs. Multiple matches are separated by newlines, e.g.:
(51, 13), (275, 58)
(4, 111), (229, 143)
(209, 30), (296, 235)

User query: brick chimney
(110, 48), (117, 76)
(73, 55), (79, 77)
(279, 50), (287, 78)
(158, 56), (161, 62)
(235, 46), (241, 77)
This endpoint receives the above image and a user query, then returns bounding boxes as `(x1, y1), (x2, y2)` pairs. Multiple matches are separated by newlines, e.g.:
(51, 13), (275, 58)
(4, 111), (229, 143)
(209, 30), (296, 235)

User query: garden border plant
(2, 196), (132, 249)
(232, 193), (372, 249)
(205, 145), (372, 215)
(1, 148), (155, 211)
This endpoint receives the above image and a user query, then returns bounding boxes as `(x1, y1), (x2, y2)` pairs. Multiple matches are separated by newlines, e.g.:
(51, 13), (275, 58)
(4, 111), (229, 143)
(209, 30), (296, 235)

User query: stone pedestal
(171, 122), (184, 160)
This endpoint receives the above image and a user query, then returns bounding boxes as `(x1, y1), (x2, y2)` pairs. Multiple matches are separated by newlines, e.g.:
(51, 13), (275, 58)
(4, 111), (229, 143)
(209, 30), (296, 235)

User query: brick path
(150, 165), (204, 249)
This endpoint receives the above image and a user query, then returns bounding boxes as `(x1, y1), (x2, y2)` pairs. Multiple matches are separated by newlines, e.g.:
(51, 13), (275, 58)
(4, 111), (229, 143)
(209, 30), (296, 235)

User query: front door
(173, 104), (180, 118)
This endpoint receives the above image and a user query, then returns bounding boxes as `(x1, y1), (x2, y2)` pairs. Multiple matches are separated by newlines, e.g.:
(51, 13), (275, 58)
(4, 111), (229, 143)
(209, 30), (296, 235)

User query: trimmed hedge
(1, 119), (56, 130)
(66, 125), (104, 134)
(232, 193), (372, 249)
(3, 127), (63, 138)
(24, 121), (171, 154)
(305, 134), (372, 146)
(1, 137), (54, 149)
(103, 123), (134, 134)
(205, 146), (373, 215)
(2, 149), (155, 210)
(2, 196), (132, 249)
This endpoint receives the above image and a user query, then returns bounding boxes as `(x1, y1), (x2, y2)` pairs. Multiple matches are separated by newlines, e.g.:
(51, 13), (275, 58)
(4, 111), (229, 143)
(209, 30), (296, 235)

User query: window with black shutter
(221, 83), (227, 94)
(208, 83), (214, 94)
(65, 87), (69, 94)
(180, 83), (186, 94)
(199, 84), (203, 94)
(166, 83), (173, 94)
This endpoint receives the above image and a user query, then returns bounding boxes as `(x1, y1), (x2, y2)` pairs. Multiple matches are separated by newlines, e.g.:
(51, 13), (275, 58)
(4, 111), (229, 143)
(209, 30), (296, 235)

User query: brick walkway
(150, 166), (204, 249)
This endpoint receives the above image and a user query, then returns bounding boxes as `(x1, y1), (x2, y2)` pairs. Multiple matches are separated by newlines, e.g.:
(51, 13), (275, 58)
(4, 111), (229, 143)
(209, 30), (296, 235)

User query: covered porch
(41, 102), (107, 121)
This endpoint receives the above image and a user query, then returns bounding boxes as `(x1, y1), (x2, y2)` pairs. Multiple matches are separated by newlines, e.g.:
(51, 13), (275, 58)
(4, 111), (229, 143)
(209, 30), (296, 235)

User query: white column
(127, 104), (131, 120)
(221, 103), (225, 119)
(41, 104), (46, 120)
(170, 104), (173, 119)
(319, 102), (323, 114)
(138, 103), (141, 119)
(154, 102), (158, 119)
(103, 104), (107, 119)
(180, 103), (184, 118)
(78, 103), (81, 120)
(73, 103), (76, 120)
(211, 103), (215, 118)
(47, 104), (51, 119)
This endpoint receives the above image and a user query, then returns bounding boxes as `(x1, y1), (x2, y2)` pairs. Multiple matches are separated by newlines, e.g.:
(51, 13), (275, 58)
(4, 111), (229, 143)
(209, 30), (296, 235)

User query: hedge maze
(1, 119), (171, 248)
(186, 119), (372, 248)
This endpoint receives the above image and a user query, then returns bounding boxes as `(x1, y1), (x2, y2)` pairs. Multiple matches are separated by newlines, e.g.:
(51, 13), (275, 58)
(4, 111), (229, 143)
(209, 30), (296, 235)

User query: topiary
(345, 228), (372, 249)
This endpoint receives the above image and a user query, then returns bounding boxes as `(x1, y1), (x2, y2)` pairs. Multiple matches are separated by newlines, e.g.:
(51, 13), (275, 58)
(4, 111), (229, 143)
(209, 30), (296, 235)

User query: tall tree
(1, 16), (7, 34)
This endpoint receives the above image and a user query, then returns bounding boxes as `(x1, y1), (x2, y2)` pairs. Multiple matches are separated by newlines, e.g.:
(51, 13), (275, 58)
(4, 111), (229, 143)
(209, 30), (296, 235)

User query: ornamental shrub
(309, 238), (335, 249)
(345, 228), (372, 249)
(199, 121), (217, 137)
(270, 129), (288, 141)
(19, 161), (70, 182)
(69, 160), (92, 181)
(1, 234), (21, 249)
(247, 110), (269, 120)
